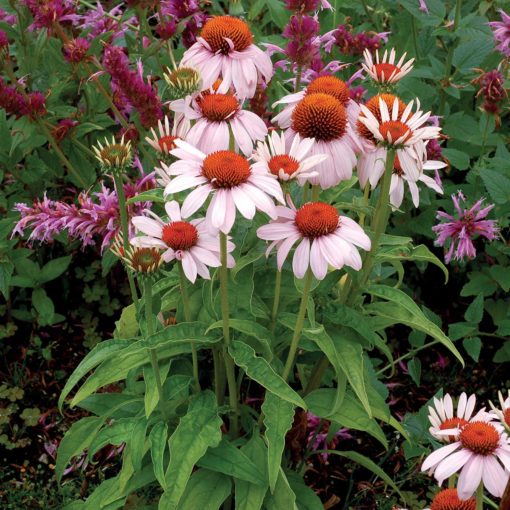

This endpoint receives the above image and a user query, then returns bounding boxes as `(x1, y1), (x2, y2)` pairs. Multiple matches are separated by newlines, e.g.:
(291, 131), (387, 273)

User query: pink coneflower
(432, 192), (499, 264)
(257, 200), (371, 280)
(162, 140), (283, 234)
(428, 393), (485, 443)
(145, 115), (190, 156)
(362, 48), (414, 84)
(424, 489), (475, 510)
(180, 16), (273, 99)
(421, 417), (510, 499)
(131, 201), (233, 282)
(252, 131), (327, 184)
(489, 10), (510, 58)
(490, 391), (510, 431)
(171, 88), (267, 157)
(275, 92), (359, 189)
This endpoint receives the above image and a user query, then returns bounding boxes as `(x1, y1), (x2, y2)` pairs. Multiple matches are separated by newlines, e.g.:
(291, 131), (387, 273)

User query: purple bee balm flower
(63, 38), (90, 63)
(284, 0), (332, 13)
(306, 413), (352, 461)
(432, 191), (499, 264)
(489, 10), (510, 57)
(0, 9), (17, 25)
(418, 0), (428, 13)
(22, 0), (80, 31)
(79, 2), (137, 41)
(12, 174), (155, 252)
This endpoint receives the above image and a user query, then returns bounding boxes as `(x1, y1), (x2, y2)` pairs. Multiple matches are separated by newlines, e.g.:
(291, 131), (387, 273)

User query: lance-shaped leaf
(262, 393), (295, 493)
(175, 469), (231, 510)
(263, 469), (296, 510)
(162, 391), (223, 509)
(150, 421), (168, 490)
(228, 340), (306, 409)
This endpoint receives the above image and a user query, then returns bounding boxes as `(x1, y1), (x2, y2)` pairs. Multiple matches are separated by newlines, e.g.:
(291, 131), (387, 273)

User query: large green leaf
(144, 360), (171, 418)
(263, 469), (297, 510)
(197, 438), (266, 485)
(262, 393), (295, 493)
(58, 338), (132, 411)
(88, 418), (137, 458)
(228, 340), (306, 409)
(366, 286), (464, 366)
(235, 435), (269, 510)
(176, 469), (231, 510)
(56, 416), (103, 482)
(302, 326), (371, 417)
(286, 472), (323, 510)
(162, 391), (223, 509)
(150, 421), (168, 490)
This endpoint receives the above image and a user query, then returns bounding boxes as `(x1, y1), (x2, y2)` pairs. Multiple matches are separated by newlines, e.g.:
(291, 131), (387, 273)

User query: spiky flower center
(268, 155), (300, 177)
(306, 76), (350, 106)
(439, 417), (469, 441)
(158, 135), (178, 152)
(129, 248), (162, 274)
(430, 488), (476, 510)
(201, 16), (253, 54)
(356, 93), (407, 142)
(373, 62), (401, 81)
(162, 221), (198, 251)
(292, 93), (347, 142)
(379, 120), (412, 144)
(295, 202), (339, 239)
(459, 422), (500, 455)
(504, 408), (510, 427)
(202, 150), (251, 188)
(95, 141), (132, 168)
(164, 66), (201, 99)
(199, 93), (239, 122)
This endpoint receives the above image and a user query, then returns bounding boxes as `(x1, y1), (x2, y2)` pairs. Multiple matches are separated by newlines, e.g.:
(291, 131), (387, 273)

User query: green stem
(270, 269), (282, 333)
(144, 278), (169, 422)
(304, 356), (329, 396)
(294, 64), (303, 92)
(179, 264), (200, 393)
(311, 185), (320, 201)
(438, 0), (463, 115)
(476, 482), (484, 510)
(220, 232), (239, 437)
(375, 340), (439, 376)
(112, 172), (139, 308)
(282, 268), (314, 382)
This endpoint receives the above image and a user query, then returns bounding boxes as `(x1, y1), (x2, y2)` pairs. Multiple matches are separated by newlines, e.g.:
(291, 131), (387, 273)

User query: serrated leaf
(480, 168), (510, 205)
(39, 255), (72, 283)
(262, 393), (295, 493)
(163, 392), (222, 509)
(463, 337), (482, 362)
(228, 340), (307, 409)
(464, 294), (484, 324)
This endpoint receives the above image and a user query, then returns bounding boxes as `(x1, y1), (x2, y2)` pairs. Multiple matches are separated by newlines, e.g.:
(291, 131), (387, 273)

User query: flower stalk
(476, 482), (483, 510)
(270, 269), (282, 333)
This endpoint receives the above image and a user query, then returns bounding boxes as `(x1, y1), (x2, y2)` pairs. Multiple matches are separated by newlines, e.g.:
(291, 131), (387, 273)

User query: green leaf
(407, 358), (422, 385)
(129, 417), (147, 471)
(176, 470), (231, 510)
(126, 188), (165, 205)
(367, 285), (464, 366)
(266, 0), (288, 29)
(494, 341), (510, 363)
(113, 304), (138, 339)
(150, 421), (168, 490)
(262, 393), (295, 493)
(302, 326), (371, 417)
(320, 450), (403, 499)
(228, 340), (307, 409)
(39, 255), (72, 283)
(235, 435), (269, 510)
(441, 148), (470, 170)
(32, 287), (55, 324)
(58, 339), (132, 411)
(452, 38), (494, 73)
(88, 418), (136, 458)
(263, 469), (296, 510)
(463, 337), (482, 362)
(489, 266), (510, 292)
(464, 294), (484, 324)
(461, 272), (497, 297)
(286, 472), (323, 510)
(56, 417), (103, 482)
(163, 392), (223, 509)
(197, 438), (266, 485)
(480, 168), (510, 205)
(144, 360), (171, 418)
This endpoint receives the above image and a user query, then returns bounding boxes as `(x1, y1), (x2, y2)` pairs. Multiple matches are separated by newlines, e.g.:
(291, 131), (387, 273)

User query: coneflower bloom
(490, 391), (510, 431)
(432, 192), (499, 264)
(252, 131), (327, 184)
(145, 116), (190, 156)
(275, 92), (359, 189)
(357, 95), (441, 185)
(170, 88), (267, 157)
(257, 200), (371, 280)
(362, 48), (414, 84)
(424, 489), (475, 510)
(428, 393), (484, 443)
(421, 416), (510, 499)
(131, 201), (234, 283)
(163, 140), (283, 234)
(180, 15), (273, 99)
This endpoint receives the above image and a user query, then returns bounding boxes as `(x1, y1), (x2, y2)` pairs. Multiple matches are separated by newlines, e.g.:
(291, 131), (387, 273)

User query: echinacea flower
(252, 131), (327, 184)
(362, 48), (414, 84)
(145, 116), (190, 156)
(162, 141), (283, 234)
(171, 88), (267, 157)
(275, 92), (359, 189)
(111, 238), (164, 276)
(428, 393), (485, 443)
(489, 10), (510, 58)
(257, 200), (371, 280)
(180, 15), (273, 99)
(432, 192), (499, 264)
(93, 135), (133, 171)
(131, 201), (234, 282)
(490, 390), (510, 431)
(424, 488), (475, 510)
(163, 65), (202, 100)
(421, 416), (510, 499)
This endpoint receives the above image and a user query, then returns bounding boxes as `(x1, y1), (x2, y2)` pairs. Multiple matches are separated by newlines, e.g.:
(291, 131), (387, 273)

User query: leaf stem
(144, 278), (168, 421)
(179, 263), (200, 393)
(375, 340), (439, 376)
(220, 232), (239, 437)
(282, 268), (313, 382)
(476, 482), (484, 510)
(270, 269), (282, 333)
